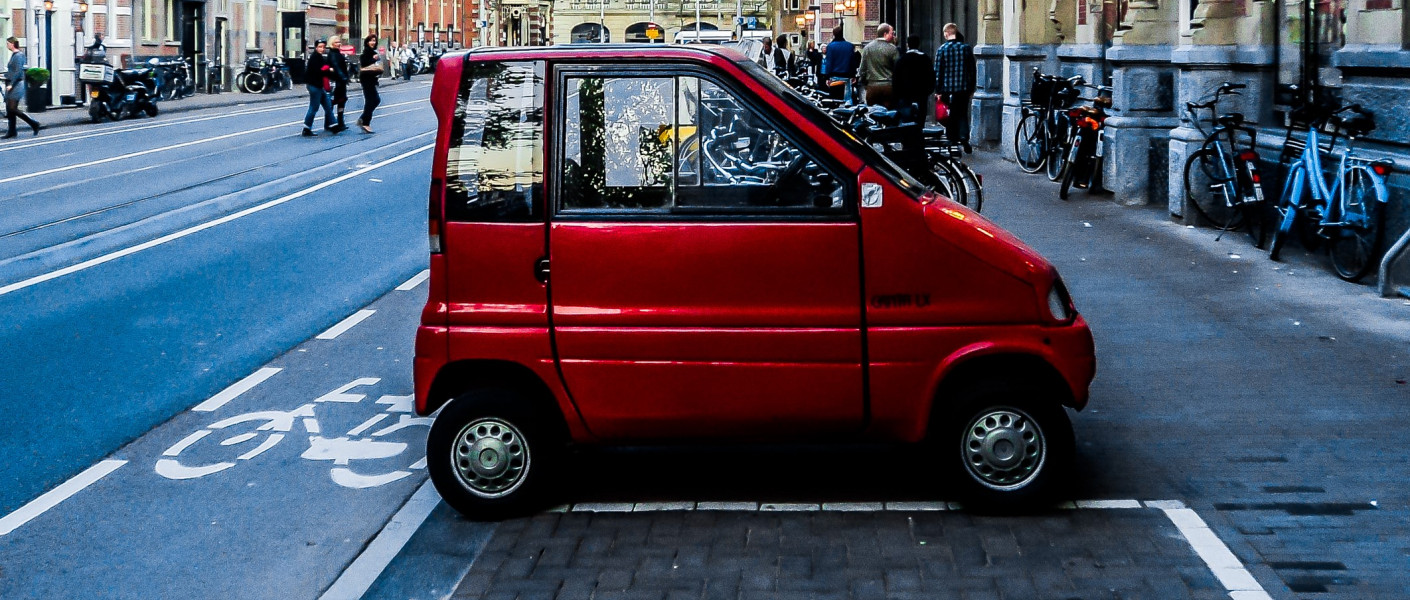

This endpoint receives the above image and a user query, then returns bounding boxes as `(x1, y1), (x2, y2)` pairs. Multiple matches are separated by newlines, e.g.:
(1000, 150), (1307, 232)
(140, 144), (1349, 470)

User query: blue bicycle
(1269, 98), (1394, 282)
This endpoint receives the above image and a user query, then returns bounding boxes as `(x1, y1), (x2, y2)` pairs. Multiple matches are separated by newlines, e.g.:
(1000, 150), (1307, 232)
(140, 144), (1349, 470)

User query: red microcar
(415, 45), (1095, 519)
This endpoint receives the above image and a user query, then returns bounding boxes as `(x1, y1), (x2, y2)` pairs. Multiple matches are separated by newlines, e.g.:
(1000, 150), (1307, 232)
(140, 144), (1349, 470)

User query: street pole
(735, 0), (741, 40)
(600, 0), (606, 42)
(695, 0), (700, 37)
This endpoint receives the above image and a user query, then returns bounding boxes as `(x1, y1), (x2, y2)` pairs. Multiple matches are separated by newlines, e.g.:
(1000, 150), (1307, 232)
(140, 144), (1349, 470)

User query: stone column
(971, 0), (1003, 147)
(1099, 0), (1179, 205)
(1165, 0), (1277, 220)
(999, 0), (1063, 160)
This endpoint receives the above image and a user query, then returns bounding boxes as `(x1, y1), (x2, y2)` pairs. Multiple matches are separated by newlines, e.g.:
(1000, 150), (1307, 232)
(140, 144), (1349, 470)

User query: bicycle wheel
(1328, 168), (1385, 282)
(235, 72), (251, 93)
(1014, 112), (1046, 173)
(1045, 119), (1070, 182)
(956, 162), (984, 213)
(922, 158), (965, 207)
(1059, 140), (1083, 200)
(1268, 165), (1306, 261)
(245, 72), (267, 94)
(1184, 148), (1244, 229)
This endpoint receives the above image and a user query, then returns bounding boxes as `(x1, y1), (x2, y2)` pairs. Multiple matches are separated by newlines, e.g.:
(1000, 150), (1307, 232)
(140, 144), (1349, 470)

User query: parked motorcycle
(85, 65), (159, 122)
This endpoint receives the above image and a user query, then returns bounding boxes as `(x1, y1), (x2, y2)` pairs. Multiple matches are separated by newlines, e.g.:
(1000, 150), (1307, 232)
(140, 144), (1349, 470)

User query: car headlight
(1046, 278), (1074, 323)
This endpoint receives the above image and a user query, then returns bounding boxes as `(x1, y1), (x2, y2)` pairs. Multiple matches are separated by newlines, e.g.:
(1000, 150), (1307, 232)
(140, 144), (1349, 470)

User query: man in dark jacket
(326, 35), (350, 133)
(302, 39), (336, 136)
(4, 37), (40, 138)
(934, 23), (977, 152)
(893, 35), (934, 123)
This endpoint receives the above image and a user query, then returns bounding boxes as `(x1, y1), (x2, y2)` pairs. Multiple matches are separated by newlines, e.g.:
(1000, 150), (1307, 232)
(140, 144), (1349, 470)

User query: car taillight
(428, 177), (444, 254)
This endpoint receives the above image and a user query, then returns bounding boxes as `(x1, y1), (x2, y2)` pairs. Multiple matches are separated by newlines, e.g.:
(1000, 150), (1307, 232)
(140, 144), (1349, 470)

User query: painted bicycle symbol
(155, 377), (432, 489)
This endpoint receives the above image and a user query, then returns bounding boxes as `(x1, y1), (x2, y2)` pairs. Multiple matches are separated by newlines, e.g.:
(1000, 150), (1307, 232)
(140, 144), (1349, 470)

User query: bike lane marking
(0, 143), (433, 298)
(395, 269), (430, 291)
(192, 367), (283, 412)
(0, 99), (425, 185)
(318, 479), (443, 600)
(0, 459), (126, 536)
(318, 309), (377, 340)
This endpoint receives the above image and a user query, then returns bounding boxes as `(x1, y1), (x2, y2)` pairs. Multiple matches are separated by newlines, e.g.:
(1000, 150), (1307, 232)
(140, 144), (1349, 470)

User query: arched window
(570, 23), (609, 43)
(679, 22), (719, 31)
(625, 22), (666, 43)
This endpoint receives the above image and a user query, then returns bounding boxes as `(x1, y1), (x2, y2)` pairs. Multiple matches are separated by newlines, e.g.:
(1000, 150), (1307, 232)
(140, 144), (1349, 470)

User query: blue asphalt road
(0, 83), (436, 514)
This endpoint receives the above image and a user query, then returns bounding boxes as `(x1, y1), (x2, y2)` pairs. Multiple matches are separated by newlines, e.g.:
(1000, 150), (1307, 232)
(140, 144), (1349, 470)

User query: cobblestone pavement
(454, 509), (1229, 600)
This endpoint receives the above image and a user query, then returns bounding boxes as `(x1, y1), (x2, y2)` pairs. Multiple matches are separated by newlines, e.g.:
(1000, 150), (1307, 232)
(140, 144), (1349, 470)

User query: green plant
(25, 67), (50, 86)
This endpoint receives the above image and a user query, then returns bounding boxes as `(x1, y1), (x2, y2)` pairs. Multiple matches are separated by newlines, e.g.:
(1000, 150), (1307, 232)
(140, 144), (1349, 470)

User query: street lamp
(839, 0), (858, 16)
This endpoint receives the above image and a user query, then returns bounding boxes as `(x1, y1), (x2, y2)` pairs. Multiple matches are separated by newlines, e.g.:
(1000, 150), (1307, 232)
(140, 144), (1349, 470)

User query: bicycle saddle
(869, 108), (900, 124)
(1334, 108), (1376, 138)
(1216, 113), (1245, 128)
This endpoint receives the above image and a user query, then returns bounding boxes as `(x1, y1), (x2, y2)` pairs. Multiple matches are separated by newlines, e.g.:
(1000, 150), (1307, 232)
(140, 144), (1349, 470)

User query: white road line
(192, 367), (282, 412)
(0, 103), (301, 152)
(318, 479), (442, 600)
(0, 143), (433, 298)
(0, 460), (127, 536)
(317, 309), (376, 340)
(1155, 504), (1272, 599)
(395, 269), (430, 291)
(0, 99), (426, 184)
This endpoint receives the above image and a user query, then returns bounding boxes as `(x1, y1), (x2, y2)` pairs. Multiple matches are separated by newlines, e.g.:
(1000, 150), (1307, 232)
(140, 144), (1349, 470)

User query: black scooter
(89, 66), (159, 123)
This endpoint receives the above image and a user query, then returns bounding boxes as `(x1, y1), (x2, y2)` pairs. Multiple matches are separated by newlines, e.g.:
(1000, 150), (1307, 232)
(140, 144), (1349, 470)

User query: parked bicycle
(149, 57), (195, 101)
(236, 56), (292, 94)
(833, 103), (982, 212)
(1181, 82), (1267, 247)
(1058, 82), (1113, 200)
(1014, 69), (1082, 180)
(1268, 87), (1394, 282)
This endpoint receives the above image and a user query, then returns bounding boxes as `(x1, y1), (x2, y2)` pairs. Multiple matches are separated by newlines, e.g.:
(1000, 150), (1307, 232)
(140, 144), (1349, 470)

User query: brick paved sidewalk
(16, 75), (420, 132)
(451, 509), (1228, 600)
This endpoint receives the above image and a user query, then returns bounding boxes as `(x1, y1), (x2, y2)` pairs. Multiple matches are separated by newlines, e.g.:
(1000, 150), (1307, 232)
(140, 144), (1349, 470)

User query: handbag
(362, 63), (384, 76)
(934, 96), (950, 122)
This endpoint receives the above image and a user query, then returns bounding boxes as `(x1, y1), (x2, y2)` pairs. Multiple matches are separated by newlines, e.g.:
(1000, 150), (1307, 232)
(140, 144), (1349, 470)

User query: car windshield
(728, 56), (930, 199)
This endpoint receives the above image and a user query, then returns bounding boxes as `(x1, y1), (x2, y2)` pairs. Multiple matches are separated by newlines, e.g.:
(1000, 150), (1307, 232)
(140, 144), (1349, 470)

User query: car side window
(558, 71), (846, 217)
(445, 61), (544, 222)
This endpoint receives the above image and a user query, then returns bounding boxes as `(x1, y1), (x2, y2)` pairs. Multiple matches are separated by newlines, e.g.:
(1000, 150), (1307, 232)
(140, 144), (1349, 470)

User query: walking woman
(302, 39), (336, 137)
(4, 37), (41, 139)
(356, 34), (383, 133)
(326, 35), (351, 132)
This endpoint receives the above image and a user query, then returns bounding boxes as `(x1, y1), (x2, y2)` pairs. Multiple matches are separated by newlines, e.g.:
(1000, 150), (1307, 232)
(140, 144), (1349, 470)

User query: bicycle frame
(1280, 126), (1390, 230)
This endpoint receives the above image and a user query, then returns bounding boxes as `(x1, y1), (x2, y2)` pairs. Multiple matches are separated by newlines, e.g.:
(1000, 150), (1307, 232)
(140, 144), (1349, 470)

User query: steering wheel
(765, 152), (809, 205)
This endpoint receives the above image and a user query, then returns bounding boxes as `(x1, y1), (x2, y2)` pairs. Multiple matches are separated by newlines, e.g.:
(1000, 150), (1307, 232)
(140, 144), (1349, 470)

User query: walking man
(821, 26), (855, 104)
(934, 23), (977, 152)
(859, 24), (898, 109)
(893, 34), (934, 123)
(4, 37), (41, 139)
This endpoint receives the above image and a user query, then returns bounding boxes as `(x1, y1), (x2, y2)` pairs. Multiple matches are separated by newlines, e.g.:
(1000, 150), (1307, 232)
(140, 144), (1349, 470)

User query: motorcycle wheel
(145, 102), (159, 117)
(89, 101), (107, 123)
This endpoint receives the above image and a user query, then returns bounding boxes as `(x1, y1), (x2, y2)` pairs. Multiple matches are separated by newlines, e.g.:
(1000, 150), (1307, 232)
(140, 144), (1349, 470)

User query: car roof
(457, 43), (750, 64)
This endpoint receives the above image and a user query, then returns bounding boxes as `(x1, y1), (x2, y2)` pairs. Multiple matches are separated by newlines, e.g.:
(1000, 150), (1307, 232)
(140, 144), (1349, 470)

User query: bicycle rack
(1378, 226), (1410, 298)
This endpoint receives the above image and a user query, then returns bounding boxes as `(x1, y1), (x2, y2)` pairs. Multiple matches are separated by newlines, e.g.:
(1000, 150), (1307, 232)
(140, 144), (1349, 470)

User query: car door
(547, 65), (864, 440)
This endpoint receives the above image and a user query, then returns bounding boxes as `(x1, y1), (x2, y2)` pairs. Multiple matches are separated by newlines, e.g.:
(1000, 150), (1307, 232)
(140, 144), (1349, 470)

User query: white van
(673, 30), (734, 44)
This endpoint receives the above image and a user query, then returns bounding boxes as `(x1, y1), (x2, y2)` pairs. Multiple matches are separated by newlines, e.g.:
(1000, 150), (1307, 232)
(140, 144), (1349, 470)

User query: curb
(26, 76), (420, 132)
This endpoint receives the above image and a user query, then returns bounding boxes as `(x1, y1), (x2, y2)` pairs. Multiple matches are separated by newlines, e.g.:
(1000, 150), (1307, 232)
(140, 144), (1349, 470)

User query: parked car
(416, 44), (1097, 520)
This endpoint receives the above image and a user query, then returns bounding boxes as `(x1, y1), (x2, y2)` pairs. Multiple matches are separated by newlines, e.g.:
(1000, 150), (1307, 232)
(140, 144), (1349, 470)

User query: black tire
(1328, 169), (1385, 282)
(926, 158), (966, 207)
(144, 102), (159, 118)
(940, 381), (1074, 512)
(957, 163), (983, 213)
(1014, 112), (1046, 174)
(427, 387), (564, 520)
(1059, 141), (1082, 200)
(1046, 126), (1070, 182)
(1184, 148), (1244, 230)
(89, 102), (107, 123)
(1268, 164), (1305, 261)
(245, 73), (267, 94)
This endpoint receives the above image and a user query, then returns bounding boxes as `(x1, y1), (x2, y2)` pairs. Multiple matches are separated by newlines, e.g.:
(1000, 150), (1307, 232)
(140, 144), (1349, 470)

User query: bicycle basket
(1029, 75), (1056, 105)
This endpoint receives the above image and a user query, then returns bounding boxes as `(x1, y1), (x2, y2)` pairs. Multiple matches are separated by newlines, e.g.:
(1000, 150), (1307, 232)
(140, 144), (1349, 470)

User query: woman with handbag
(357, 34), (383, 133)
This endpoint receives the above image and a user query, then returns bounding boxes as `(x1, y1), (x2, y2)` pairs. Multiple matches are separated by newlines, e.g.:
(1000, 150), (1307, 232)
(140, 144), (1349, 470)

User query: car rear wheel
(943, 381), (1073, 511)
(427, 387), (562, 520)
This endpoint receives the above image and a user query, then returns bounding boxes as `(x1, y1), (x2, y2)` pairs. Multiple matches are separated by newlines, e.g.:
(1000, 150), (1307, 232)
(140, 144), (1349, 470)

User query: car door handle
(534, 257), (550, 283)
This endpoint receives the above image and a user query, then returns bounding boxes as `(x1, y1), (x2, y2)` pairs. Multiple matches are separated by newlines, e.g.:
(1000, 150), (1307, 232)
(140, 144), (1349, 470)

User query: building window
(247, 0), (258, 48)
(142, 0), (153, 40)
(166, 0), (177, 40)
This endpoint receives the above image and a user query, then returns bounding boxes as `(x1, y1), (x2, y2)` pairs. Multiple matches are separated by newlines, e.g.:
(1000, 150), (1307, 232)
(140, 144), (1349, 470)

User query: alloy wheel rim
(452, 418), (530, 499)
(962, 408), (1046, 490)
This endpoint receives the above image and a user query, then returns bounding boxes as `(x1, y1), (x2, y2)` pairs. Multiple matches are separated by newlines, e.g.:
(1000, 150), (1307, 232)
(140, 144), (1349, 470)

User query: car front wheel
(945, 382), (1074, 511)
(427, 387), (562, 520)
